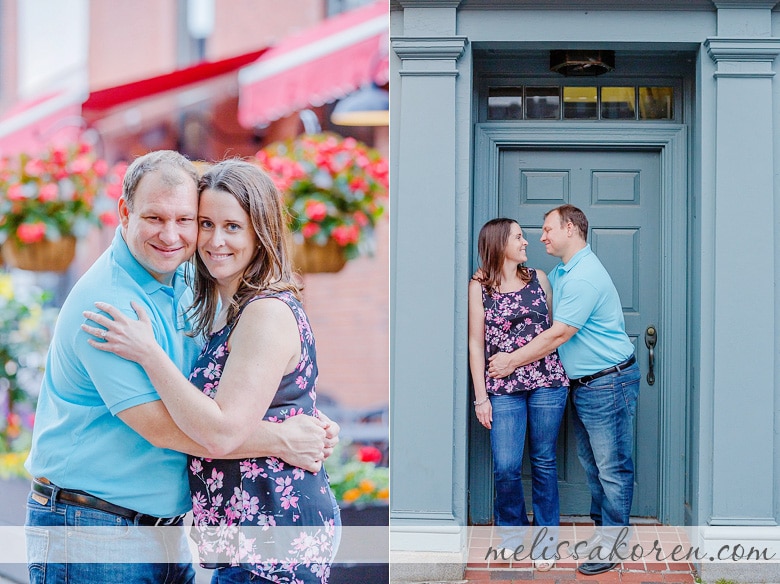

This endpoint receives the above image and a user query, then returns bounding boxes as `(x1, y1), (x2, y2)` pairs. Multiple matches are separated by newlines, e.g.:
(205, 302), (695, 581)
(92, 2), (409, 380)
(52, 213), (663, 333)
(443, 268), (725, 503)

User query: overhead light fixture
(550, 50), (615, 77)
(331, 83), (389, 126)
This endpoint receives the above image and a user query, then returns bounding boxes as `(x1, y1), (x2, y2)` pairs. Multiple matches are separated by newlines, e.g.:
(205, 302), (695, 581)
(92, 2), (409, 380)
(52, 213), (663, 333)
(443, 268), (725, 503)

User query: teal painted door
(495, 148), (661, 519)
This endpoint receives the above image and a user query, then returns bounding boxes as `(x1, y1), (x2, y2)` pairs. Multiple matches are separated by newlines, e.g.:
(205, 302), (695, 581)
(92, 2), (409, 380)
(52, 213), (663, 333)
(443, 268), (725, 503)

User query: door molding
(472, 122), (688, 525)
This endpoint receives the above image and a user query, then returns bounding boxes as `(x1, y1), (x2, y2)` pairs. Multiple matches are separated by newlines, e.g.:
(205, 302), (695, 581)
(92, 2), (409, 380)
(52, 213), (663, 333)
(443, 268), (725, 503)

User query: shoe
(577, 562), (618, 575)
(533, 558), (555, 572)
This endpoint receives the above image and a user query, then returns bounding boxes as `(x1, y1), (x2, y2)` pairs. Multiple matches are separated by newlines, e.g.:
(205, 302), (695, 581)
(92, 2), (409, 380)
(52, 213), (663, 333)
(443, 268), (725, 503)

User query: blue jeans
(25, 491), (195, 584)
(571, 362), (640, 536)
(490, 386), (568, 550)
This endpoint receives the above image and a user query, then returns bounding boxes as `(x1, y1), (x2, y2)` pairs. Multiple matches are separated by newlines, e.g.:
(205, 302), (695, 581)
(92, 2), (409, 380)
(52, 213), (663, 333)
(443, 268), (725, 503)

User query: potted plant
(255, 132), (388, 273)
(325, 442), (389, 515)
(0, 142), (125, 271)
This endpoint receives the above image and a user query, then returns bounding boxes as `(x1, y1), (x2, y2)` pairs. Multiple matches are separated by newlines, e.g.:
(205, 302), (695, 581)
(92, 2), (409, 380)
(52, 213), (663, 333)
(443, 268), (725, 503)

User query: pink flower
(331, 224), (360, 246)
(304, 200), (328, 222)
(16, 222), (47, 243)
(349, 176), (369, 192)
(301, 222), (320, 239)
(37, 183), (59, 202)
(50, 147), (68, 165)
(7, 184), (26, 201)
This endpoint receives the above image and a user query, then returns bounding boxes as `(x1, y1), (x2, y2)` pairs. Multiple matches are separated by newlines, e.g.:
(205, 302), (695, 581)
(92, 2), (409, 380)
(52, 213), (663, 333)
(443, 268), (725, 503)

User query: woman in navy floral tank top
(81, 160), (339, 583)
(468, 218), (568, 572)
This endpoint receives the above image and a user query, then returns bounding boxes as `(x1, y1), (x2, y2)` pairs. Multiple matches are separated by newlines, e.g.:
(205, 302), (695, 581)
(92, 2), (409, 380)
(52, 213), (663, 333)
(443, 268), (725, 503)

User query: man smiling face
(119, 168), (198, 284)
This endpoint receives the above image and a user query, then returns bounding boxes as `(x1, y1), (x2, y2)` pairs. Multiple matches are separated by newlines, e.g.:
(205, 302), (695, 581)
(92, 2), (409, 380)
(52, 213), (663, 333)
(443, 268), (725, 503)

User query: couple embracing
(468, 205), (640, 576)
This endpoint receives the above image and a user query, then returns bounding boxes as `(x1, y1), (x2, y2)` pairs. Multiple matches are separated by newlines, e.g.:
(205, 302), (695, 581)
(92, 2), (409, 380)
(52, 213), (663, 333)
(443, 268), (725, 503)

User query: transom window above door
(487, 86), (674, 121)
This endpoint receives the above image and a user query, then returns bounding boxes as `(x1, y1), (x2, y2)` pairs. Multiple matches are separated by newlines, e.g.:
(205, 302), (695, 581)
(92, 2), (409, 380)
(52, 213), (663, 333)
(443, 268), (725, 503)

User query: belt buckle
(154, 514), (182, 527)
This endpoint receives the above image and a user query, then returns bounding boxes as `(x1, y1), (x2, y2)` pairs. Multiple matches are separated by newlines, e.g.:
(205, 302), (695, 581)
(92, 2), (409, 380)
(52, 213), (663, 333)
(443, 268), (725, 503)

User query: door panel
(496, 148), (661, 518)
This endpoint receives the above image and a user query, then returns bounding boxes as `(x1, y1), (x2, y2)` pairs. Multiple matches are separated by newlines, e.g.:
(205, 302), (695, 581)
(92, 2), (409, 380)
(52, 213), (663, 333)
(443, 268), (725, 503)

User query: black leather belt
(570, 354), (636, 388)
(32, 478), (186, 527)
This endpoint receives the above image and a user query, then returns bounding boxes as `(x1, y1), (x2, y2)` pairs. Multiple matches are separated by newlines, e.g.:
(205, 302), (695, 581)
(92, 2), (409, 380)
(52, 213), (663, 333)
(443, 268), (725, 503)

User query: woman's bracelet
(473, 396), (490, 407)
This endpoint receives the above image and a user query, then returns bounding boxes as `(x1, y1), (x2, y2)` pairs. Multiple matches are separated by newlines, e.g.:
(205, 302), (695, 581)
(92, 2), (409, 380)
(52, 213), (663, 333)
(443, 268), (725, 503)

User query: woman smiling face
(504, 221), (528, 265)
(197, 188), (258, 294)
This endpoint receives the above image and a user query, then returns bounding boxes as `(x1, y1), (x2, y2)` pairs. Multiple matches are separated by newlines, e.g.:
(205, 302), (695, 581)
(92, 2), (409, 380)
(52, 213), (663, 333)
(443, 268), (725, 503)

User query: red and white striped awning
(82, 48), (268, 117)
(0, 90), (86, 157)
(238, 0), (388, 128)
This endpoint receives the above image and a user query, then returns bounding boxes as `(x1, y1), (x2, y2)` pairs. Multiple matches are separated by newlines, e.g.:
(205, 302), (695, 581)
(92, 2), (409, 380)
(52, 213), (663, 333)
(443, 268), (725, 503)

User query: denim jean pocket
(25, 526), (49, 582)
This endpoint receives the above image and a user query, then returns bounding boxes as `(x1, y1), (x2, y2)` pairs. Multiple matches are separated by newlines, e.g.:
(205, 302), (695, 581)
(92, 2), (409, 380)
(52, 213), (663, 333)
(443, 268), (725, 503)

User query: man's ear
(118, 198), (130, 229)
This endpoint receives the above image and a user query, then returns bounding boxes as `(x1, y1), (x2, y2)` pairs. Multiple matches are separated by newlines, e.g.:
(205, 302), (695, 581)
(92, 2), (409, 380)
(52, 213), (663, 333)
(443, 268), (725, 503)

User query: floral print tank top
(187, 291), (336, 583)
(483, 269), (568, 394)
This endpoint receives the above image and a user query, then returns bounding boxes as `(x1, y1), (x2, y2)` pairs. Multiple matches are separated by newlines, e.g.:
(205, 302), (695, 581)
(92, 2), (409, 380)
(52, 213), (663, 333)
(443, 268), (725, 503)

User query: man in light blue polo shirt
(25, 151), (334, 584)
(487, 204), (640, 577)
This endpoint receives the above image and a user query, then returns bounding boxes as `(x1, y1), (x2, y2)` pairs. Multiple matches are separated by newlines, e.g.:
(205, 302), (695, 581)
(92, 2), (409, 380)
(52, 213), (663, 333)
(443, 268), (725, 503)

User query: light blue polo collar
(558, 244), (592, 273)
(111, 227), (189, 302)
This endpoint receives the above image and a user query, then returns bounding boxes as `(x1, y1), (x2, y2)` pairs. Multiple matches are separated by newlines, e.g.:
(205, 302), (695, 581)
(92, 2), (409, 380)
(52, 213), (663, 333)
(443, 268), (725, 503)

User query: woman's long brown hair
(187, 159), (300, 338)
(476, 218), (531, 295)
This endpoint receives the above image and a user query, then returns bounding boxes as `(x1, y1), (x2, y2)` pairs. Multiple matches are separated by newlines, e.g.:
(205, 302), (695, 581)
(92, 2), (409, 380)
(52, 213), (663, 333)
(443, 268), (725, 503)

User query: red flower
(304, 200), (328, 222)
(357, 446), (383, 464)
(50, 147), (68, 166)
(301, 222), (321, 239)
(7, 184), (26, 201)
(16, 222), (47, 243)
(37, 183), (59, 202)
(331, 224), (360, 246)
(349, 176), (369, 192)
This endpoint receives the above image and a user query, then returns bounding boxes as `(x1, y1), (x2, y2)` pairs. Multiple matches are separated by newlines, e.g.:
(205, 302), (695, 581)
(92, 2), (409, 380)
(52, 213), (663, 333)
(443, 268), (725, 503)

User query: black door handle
(645, 325), (657, 386)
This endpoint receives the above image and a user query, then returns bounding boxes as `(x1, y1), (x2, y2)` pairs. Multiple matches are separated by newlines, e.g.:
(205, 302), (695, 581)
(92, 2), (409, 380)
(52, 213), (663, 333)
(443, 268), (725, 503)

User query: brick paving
(463, 524), (698, 584)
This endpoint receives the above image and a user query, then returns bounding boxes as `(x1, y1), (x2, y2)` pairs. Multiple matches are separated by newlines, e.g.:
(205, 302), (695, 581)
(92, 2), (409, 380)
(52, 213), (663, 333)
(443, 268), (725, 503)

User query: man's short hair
(546, 204), (589, 241)
(122, 151), (199, 210)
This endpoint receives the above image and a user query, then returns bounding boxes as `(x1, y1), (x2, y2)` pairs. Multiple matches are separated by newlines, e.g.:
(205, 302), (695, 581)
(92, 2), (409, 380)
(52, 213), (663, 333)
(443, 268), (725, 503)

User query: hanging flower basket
(0, 142), (125, 271)
(1, 236), (77, 272)
(288, 235), (348, 274)
(256, 132), (387, 273)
